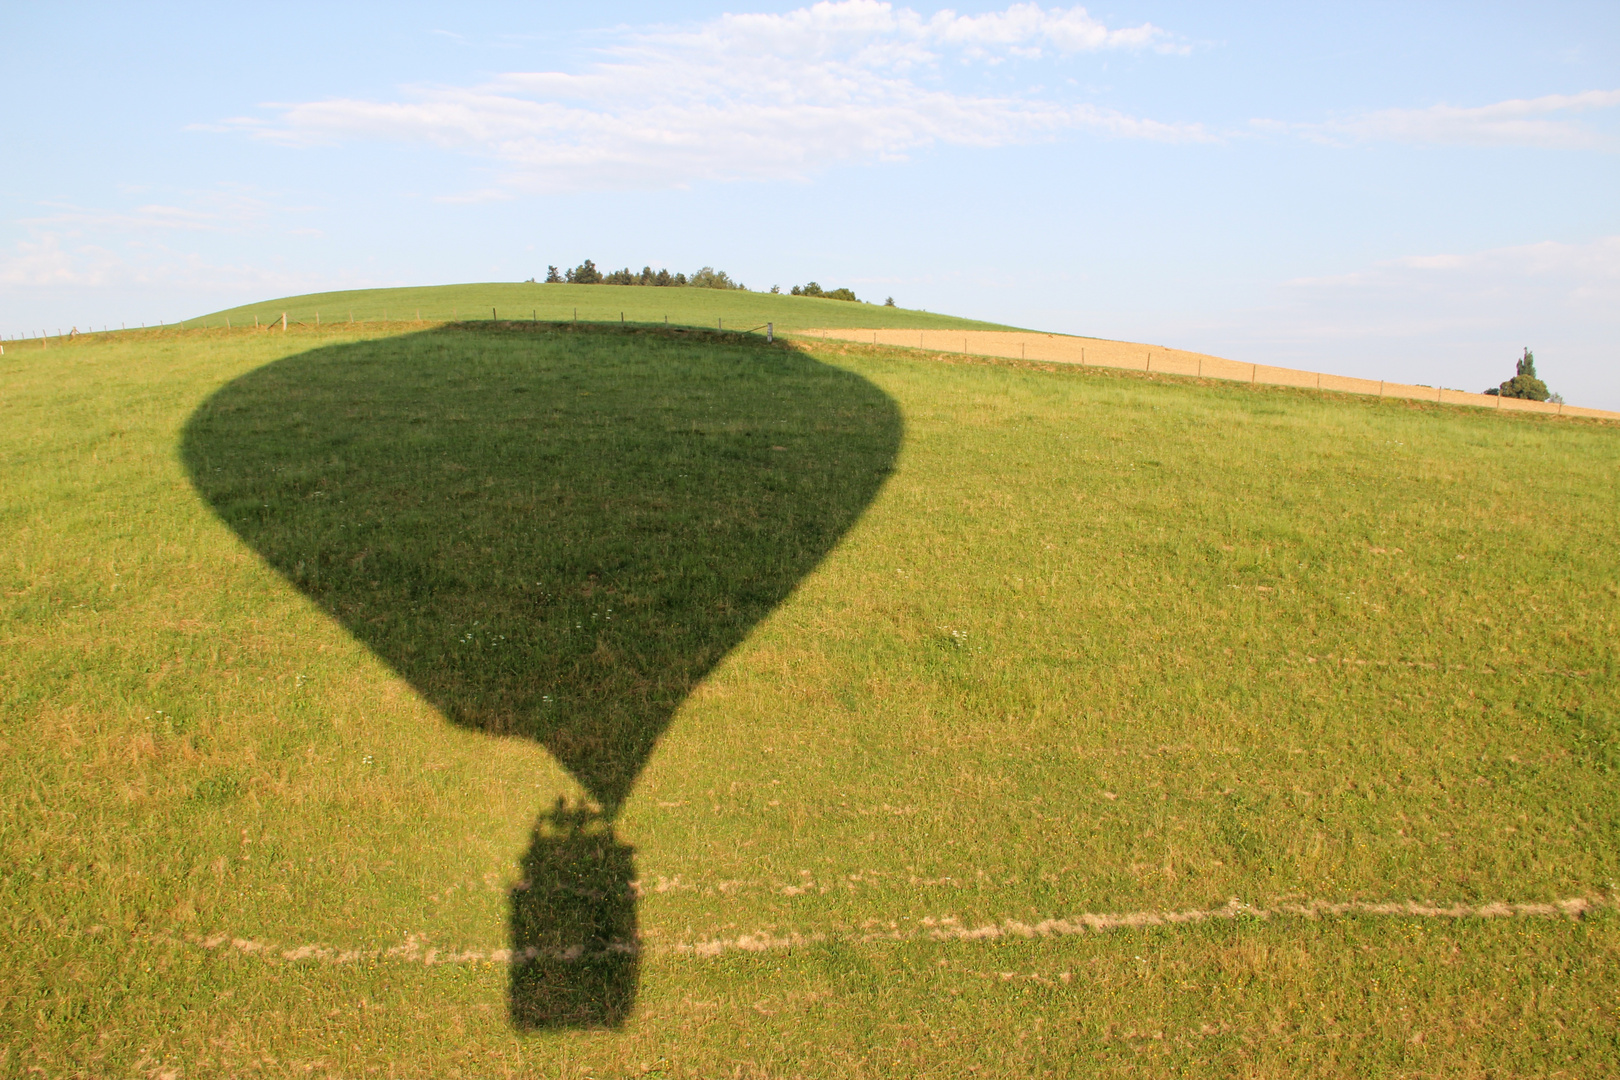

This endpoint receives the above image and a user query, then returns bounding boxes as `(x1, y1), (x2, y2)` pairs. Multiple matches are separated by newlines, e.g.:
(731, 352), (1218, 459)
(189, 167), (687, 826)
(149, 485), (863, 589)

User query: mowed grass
(190, 282), (1020, 335)
(2, 313), (1619, 1077)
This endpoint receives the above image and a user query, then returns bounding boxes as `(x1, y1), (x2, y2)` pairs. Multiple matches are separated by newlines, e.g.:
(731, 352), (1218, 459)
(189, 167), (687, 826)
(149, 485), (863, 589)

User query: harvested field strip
(800, 327), (1620, 420)
(141, 895), (1608, 968)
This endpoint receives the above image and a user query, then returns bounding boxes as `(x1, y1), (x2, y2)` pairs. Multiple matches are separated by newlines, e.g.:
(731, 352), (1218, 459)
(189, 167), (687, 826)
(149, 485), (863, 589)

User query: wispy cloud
(1155, 235), (1620, 408)
(0, 235), (119, 288)
(0, 232), (323, 294)
(1283, 235), (1620, 321)
(216, 1), (1203, 194)
(1258, 89), (1620, 149)
(19, 189), (298, 234)
(0, 187), (328, 296)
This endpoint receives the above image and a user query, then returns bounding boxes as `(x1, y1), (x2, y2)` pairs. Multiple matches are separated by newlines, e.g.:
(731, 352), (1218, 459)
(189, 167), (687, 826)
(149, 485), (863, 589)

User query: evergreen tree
(565, 259), (602, 285)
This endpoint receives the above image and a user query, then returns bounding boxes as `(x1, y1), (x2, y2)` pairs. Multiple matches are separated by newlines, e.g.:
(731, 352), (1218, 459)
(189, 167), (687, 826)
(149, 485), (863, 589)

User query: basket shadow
(180, 323), (900, 1029)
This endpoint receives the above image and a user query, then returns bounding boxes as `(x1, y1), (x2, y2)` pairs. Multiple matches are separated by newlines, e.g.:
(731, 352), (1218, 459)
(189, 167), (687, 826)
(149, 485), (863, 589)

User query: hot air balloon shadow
(181, 322), (901, 1029)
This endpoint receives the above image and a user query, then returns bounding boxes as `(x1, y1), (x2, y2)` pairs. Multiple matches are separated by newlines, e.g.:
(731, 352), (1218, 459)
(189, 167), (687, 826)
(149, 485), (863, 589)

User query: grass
(187, 282), (1021, 335)
(2, 306), (1618, 1077)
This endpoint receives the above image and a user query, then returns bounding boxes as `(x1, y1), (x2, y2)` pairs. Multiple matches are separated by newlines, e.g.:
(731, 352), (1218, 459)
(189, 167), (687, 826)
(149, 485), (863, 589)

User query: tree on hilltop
(532, 258), (757, 291)
(1485, 348), (1551, 401)
(565, 259), (602, 285)
(689, 266), (742, 290)
(790, 281), (860, 302)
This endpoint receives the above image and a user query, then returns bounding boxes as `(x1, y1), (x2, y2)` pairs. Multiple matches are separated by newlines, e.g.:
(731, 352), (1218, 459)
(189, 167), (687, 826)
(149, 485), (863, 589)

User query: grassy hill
(191, 282), (1021, 334)
(2, 312), (1617, 1076)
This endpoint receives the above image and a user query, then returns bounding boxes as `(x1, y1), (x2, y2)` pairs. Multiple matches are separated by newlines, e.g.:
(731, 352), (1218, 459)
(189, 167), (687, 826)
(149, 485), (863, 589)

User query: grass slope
(191, 283), (1019, 335)
(3, 320), (1618, 1077)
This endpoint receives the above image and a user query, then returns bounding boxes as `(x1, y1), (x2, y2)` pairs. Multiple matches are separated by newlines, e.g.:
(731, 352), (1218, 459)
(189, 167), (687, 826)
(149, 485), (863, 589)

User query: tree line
(535, 260), (886, 304)
(543, 261), (745, 290)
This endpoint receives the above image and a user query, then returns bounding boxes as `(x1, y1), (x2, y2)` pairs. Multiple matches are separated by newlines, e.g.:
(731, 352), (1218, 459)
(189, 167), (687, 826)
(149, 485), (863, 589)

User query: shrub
(790, 281), (859, 302)
(1488, 348), (1551, 401)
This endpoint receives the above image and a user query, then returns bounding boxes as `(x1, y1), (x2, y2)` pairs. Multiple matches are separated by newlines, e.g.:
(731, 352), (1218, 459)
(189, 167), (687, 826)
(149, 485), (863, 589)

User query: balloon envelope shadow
(181, 323), (901, 1029)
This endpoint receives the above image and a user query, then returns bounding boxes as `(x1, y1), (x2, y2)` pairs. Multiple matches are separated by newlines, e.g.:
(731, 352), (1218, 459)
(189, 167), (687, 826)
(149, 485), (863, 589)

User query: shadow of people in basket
(180, 322), (901, 1029)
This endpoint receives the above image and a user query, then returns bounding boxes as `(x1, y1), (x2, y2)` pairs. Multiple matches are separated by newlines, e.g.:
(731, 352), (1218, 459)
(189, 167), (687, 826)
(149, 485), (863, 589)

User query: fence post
(282, 312), (287, 332)
(493, 307), (497, 321)
(767, 323), (773, 343)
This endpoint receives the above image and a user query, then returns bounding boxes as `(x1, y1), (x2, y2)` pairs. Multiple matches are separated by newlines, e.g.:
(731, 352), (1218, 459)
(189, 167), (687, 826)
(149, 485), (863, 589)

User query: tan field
(798, 327), (1620, 420)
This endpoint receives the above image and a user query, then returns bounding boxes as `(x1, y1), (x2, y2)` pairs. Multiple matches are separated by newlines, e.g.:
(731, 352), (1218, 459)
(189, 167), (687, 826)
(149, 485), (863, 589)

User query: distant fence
(797, 328), (1619, 422)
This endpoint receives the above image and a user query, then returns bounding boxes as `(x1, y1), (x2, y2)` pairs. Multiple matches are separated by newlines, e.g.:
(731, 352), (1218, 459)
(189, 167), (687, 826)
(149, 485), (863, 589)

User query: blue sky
(4, 1), (1618, 406)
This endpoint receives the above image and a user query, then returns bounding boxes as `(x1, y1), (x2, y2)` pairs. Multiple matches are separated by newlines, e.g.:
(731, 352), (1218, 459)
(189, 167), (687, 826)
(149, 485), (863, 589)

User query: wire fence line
(3, 309), (788, 344)
(796, 328), (1618, 423)
(7, 318), (1606, 421)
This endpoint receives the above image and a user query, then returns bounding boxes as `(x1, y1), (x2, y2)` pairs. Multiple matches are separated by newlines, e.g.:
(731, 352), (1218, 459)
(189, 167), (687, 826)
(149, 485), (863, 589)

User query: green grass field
(188, 283), (1020, 335)
(3, 286), (1618, 1077)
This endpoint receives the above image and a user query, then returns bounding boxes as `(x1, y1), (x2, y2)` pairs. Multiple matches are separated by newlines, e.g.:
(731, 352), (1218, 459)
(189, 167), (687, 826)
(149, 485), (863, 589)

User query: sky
(3, 1), (1618, 407)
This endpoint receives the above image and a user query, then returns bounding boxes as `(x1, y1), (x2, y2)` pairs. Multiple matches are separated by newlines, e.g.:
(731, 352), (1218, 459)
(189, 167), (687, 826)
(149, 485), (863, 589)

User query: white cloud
(0, 186), (353, 338)
(1260, 89), (1620, 149)
(0, 235), (118, 288)
(222, 1), (1201, 194)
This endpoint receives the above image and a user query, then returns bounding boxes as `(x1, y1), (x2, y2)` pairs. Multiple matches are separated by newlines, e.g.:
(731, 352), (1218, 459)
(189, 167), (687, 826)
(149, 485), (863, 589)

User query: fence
(795, 328), (1619, 422)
